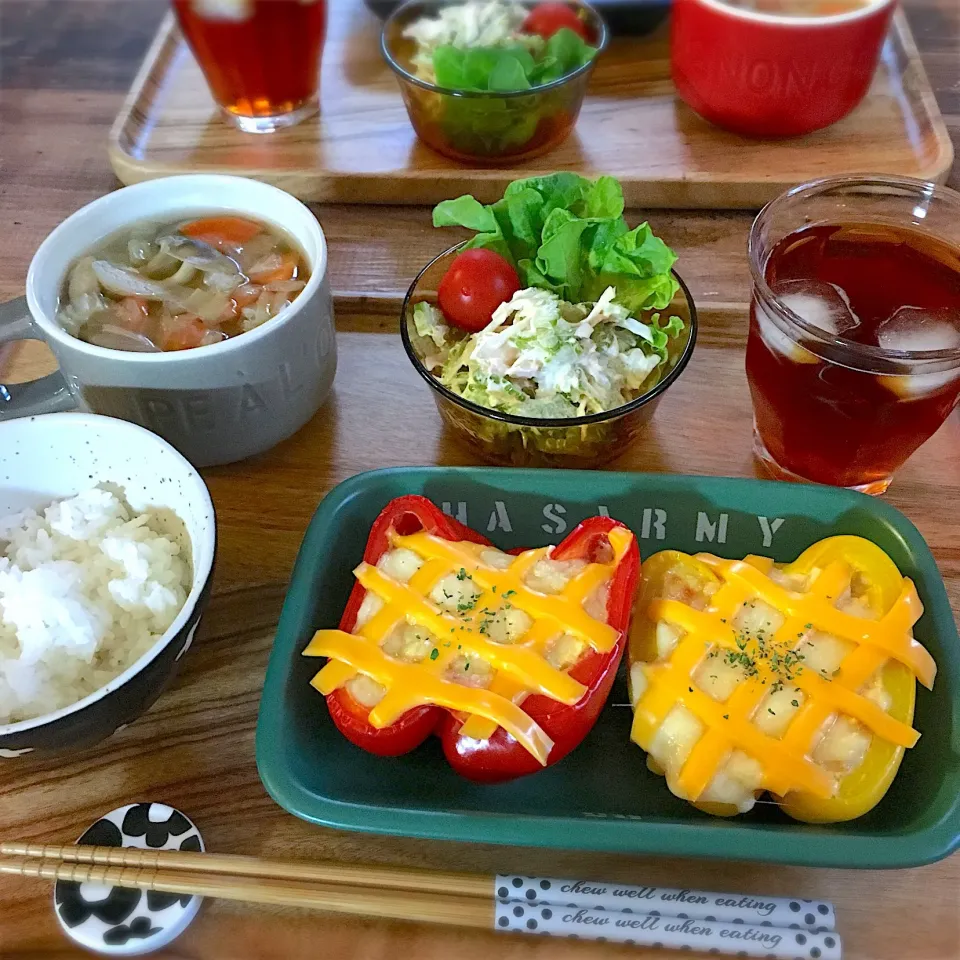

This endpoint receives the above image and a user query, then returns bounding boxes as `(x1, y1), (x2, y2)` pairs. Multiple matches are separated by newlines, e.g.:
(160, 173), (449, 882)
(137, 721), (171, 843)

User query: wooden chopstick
(1, 844), (843, 957)
(1, 842), (838, 931)
(0, 855), (494, 929)
(0, 842), (490, 898)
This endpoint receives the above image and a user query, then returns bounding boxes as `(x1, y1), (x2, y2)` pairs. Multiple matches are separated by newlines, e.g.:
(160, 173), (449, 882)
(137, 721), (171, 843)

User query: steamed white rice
(0, 488), (190, 725)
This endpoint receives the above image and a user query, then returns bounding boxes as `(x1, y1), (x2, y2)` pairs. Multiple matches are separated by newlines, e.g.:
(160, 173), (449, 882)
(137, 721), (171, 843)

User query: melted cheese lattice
(304, 527), (633, 764)
(632, 553), (935, 803)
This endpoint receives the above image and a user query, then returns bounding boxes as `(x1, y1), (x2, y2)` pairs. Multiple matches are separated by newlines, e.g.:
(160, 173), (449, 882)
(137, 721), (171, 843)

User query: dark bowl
(401, 244), (698, 467)
(0, 413), (216, 758)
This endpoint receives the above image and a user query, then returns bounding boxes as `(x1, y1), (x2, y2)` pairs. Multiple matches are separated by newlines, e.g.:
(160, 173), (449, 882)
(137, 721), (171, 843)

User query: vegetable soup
(57, 214), (310, 352)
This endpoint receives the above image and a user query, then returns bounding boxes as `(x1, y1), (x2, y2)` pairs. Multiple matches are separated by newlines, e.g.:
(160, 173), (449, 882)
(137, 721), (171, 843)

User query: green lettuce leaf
(432, 195), (498, 232)
(432, 195), (514, 263)
(433, 172), (679, 312)
(645, 312), (686, 362)
(432, 172), (684, 328)
(535, 208), (592, 298)
(431, 29), (593, 94)
(536, 28), (596, 83)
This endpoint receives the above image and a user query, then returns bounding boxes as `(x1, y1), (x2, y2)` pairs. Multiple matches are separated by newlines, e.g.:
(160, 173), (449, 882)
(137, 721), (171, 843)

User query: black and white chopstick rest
(54, 803), (203, 956)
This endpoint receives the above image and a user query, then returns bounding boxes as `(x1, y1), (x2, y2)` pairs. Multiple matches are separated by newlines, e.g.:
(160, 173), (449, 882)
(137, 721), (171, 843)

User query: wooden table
(1, 2), (958, 957)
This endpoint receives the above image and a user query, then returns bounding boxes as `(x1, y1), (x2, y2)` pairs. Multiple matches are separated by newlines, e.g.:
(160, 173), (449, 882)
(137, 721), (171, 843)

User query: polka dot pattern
(492, 899), (842, 958)
(491, 877), (840, 958)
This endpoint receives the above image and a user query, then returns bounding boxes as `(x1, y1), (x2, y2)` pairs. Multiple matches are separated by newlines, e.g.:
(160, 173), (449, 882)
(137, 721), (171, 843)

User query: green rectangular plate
(256, 468), (960, 868)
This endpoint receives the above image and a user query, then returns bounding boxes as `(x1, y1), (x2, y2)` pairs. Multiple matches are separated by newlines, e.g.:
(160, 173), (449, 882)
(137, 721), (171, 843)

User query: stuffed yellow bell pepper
(628, 536), (937, 822)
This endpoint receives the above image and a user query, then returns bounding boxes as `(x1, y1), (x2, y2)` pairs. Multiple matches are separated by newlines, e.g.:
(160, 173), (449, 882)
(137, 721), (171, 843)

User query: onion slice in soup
(87, 324), (161, 352)
(143, 251), (181, 279)
(67, 257), (100, 302)
(158, 235), (241, 275)
(165, 262), (199, 286)
(128, 238), (158, 264)
(91, 261), (176, 300)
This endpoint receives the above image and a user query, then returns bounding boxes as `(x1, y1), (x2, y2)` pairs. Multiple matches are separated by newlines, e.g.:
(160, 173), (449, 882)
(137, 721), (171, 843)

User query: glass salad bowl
(381, 0), (608, 165)
(401, 244), (698, 468)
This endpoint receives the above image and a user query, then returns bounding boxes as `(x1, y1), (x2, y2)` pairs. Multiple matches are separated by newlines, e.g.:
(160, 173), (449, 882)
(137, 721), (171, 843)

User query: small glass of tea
(172, 0), (327, 133)
(747, 176), (960, 494)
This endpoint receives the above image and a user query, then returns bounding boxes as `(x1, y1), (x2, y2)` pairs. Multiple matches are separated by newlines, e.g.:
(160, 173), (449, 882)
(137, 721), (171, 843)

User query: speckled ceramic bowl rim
(400, 243), (699, 428)
(0, 412), (216, 736)
(381, 0), (609, 98)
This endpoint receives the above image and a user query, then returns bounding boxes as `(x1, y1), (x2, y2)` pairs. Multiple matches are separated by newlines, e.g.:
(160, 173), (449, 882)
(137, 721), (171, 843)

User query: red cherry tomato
(437, 248), (521, 332)
(522, 2), (590, 40)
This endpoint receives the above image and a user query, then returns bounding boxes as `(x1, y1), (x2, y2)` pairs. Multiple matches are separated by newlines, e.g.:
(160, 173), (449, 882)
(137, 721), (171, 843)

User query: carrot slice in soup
(180, 216), (263, 246)
(114, 297), (151, 333)
(248, 251), (298, 285)
(162, 316), (209, 352)
(232, 283), (263, 308)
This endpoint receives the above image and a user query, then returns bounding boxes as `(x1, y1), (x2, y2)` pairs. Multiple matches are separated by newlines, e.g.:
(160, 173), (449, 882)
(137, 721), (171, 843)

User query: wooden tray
(109, 3), (953, 208)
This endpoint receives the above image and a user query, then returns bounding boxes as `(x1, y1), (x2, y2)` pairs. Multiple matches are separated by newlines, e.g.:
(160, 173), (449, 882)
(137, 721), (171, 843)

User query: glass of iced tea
(172, 0), (327, 133)
(746, 176), (960, 494)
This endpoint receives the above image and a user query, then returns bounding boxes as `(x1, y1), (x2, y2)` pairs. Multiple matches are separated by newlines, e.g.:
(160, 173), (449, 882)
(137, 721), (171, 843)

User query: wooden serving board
(108, 3), (953, 208)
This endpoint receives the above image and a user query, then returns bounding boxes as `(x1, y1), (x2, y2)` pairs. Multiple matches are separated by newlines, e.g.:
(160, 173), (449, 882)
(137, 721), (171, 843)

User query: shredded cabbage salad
(403, 0), (533, 81)
(413, 286), (684, 418)
(401, 0), (596, 91)
(414, 173), (688, 419)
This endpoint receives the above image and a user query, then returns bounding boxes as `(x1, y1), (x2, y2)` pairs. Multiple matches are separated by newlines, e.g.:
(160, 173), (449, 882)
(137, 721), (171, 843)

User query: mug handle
(0, 296), (77, 420)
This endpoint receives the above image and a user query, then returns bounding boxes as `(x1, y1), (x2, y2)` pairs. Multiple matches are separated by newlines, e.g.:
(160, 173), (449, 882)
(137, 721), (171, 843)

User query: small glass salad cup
(401, 244), (698, 468)
(381, 0), (608, 166)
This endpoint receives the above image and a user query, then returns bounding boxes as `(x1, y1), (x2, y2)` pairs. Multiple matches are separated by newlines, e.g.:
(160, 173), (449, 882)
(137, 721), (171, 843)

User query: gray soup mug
(1, 175), (336, 467)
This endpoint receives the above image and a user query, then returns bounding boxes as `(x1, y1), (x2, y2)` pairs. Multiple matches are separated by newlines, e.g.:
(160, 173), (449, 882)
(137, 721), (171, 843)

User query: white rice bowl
(0, 487), (191, 725)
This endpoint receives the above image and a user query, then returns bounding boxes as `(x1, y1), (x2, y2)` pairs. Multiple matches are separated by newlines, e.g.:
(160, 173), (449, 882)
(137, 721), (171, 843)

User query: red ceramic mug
(671, 0), (897, 137)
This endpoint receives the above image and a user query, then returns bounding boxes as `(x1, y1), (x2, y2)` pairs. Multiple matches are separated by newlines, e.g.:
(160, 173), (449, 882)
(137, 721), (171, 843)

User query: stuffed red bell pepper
(303, 495), (639, 783)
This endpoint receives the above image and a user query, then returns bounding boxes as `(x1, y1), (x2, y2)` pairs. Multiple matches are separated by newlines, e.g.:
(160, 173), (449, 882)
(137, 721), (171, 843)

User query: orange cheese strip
(793, 667), (918, 748)
(652, 599), (919, 749)
(635, 540), (930, 804)
(698, 557), (935, 687)
(353, 564), (586, 704)
(306, 526), (633, 763)
(777, 644), (891, 777)
(458, 619), (563, 740)
(633, 628), (836, 800)
(307, 630), (554, 763)
(393, 532), (624, 653)
(459, 679), (528, 740)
